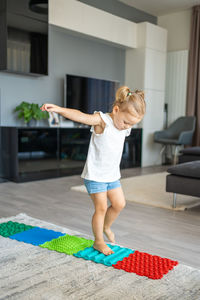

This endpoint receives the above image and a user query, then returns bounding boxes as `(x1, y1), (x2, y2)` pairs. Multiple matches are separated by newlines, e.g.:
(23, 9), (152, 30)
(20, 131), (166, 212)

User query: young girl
(41, 86), (146, 256)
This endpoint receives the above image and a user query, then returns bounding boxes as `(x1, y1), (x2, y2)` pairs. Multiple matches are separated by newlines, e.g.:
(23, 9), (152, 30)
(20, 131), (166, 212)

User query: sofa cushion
(180, 146), (200, 155)
(167, 161), (200, 179)
(179, 154), (200, 164)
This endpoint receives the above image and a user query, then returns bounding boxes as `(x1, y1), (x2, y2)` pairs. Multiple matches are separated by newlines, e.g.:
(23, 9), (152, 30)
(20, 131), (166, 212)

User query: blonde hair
(112, 86), (146, 117)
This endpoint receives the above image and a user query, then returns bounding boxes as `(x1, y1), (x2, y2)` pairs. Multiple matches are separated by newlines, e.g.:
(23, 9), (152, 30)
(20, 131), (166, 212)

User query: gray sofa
(179, 146), (200, 163)
(166, 160), (200, 208)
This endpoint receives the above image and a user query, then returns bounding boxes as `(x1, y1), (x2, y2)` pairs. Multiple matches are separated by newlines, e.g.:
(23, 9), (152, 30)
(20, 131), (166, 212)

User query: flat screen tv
(64, 74), (119, 114)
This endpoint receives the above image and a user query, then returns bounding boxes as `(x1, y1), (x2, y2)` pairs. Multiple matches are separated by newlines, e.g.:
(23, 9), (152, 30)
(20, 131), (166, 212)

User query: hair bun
(135, 89), (145, 101)
(116, 85), (130, 103)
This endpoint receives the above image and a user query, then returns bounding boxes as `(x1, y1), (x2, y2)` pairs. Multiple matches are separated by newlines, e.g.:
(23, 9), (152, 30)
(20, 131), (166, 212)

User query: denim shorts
(84, 179), (121, 194)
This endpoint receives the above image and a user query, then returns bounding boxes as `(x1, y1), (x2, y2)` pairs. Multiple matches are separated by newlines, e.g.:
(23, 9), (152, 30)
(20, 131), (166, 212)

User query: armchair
(154, 116), (196, 164)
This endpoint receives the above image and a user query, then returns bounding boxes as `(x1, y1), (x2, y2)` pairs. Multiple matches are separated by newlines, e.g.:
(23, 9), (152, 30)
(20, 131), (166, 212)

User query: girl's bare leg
(90, 192), (114, 255)
(103, 187), (126, 243)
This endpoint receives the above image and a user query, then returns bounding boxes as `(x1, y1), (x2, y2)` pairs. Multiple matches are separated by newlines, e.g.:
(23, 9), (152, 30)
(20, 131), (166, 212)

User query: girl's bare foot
(103, 228), (115, 243)
(93, 241), (114, 255)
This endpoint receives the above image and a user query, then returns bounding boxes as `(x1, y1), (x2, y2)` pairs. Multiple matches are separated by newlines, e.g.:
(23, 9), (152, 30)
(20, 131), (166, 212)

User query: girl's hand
(40, 104), (61, 113)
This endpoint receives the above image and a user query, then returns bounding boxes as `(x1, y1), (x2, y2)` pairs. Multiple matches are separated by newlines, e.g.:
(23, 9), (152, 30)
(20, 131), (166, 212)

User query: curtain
(186, 5), (200, 146)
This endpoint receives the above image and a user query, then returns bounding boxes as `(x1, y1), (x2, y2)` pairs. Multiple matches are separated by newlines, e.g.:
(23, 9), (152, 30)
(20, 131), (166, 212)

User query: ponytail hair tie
(127, 92), (132, 96)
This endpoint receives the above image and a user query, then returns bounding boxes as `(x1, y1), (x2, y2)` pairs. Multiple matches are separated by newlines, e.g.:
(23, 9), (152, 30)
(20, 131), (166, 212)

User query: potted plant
(14, 101), (49, 126)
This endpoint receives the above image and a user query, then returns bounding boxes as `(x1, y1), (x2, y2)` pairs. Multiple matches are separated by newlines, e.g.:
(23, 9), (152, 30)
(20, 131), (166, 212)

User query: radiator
(165, 50), (188, 126)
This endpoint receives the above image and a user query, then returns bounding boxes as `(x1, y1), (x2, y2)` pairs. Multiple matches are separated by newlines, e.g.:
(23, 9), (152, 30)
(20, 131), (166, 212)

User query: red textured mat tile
(112, 250), (178, 280)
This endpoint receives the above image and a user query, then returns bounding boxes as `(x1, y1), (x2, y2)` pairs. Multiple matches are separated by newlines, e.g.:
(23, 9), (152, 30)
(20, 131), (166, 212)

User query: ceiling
(118, 0), (200, 16)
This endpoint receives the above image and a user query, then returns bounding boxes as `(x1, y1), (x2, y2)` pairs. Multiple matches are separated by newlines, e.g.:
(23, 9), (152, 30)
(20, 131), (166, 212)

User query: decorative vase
(26, 119), (38, 127)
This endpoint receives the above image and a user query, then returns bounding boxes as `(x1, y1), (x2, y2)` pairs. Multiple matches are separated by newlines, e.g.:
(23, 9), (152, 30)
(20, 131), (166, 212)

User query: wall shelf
(49, 0), (137, 49)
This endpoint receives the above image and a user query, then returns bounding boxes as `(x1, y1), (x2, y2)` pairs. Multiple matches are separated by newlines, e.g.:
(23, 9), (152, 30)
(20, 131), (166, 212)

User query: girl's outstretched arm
(40, 104), (102, 126)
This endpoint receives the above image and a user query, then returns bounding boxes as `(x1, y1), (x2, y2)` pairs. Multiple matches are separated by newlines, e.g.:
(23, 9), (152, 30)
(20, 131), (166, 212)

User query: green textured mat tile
(0, 221), (34, 238)
(40, 234), (94, 255)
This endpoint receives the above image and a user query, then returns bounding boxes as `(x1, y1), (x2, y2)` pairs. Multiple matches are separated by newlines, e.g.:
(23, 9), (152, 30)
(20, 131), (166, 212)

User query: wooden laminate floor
(0, 165), (200, 269)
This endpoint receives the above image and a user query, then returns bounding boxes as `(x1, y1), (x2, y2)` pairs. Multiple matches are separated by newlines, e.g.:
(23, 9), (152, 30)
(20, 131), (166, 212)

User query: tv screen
(64, 74), (119, 114)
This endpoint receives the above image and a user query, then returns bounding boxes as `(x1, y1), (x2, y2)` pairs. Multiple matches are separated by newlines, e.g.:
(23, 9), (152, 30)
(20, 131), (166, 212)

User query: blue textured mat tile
(9, 227), (65, 246)
(74, 244), (134, 266)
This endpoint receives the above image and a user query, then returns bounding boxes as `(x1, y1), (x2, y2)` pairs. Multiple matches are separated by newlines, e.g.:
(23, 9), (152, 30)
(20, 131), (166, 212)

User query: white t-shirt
(81, 111), (131, 182)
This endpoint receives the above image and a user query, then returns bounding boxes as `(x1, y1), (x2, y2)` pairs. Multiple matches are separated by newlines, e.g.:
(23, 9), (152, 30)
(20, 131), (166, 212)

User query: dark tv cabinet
(0, 127), (142, 183)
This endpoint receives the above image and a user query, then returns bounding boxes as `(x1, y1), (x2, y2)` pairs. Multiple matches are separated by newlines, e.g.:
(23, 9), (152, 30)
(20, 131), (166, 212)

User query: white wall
(165, 50), (188, 126)
(158, 9), (192, 51)
(158, 9), (192, 127)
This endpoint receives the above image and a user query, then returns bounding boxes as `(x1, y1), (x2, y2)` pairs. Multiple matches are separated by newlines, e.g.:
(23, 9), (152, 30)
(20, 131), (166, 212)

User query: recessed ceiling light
(29, 0), (48, 15)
